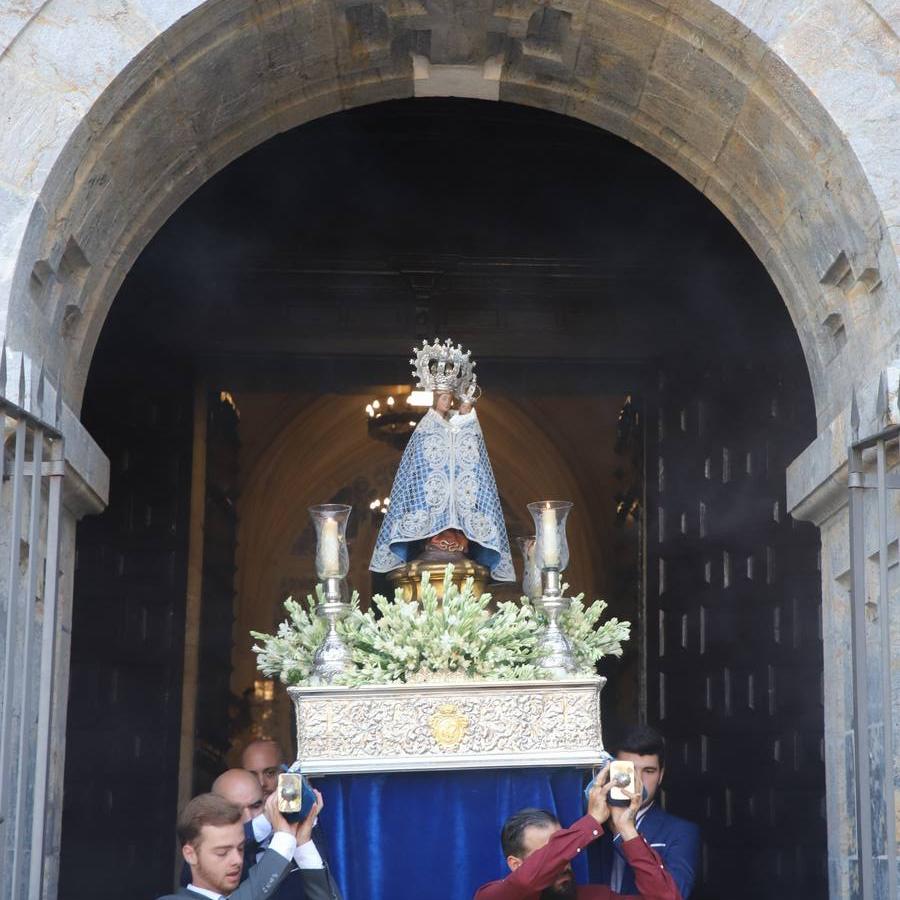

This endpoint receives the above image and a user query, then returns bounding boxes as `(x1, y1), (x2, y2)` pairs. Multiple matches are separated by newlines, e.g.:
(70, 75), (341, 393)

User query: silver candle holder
(534, 566), (576, 676)
(527, 501), (577, 677)
(308, 504), (353, 684)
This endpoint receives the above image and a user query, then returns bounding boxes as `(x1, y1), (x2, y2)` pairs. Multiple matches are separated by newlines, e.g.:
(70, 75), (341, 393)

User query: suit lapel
(638, 804), (663, 843)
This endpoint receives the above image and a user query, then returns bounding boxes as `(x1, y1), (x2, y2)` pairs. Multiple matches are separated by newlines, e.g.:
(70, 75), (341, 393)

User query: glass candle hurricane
(516, 536), (541, 600)
(526, 501), (577, 676)
(309, 504), (352, 583)
(308, 503), (353, 683)
(527, 500), (573, 572)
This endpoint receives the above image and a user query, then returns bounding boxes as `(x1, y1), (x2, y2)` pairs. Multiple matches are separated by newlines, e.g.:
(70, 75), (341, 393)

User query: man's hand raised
(587, 765), (613, 825)
(608, 771), (643, 842)
(265, 788), (324, 846)
(295, 789), (323, 846)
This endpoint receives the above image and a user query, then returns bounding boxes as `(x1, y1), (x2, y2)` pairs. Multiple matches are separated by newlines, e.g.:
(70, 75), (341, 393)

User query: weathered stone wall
(0, 2), (898, 898)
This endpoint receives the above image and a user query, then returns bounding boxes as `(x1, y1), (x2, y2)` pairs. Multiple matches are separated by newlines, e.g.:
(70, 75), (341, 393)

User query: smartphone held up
(607, 760), (635, 807)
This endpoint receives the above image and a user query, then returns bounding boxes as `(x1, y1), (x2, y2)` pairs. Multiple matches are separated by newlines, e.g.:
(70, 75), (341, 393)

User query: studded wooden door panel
(60, 357), (193, 900)
(645, 364), (826, 900)
(193, 392), (241, 791)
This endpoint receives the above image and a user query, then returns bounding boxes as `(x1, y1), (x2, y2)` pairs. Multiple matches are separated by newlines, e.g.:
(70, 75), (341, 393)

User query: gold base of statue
(387, 549), (490, 603)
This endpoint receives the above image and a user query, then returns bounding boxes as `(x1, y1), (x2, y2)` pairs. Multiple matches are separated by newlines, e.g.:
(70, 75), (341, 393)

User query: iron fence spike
(877, 370), (888, 423)
(16, 355), (25, 407)
(36, 364), (45, 414)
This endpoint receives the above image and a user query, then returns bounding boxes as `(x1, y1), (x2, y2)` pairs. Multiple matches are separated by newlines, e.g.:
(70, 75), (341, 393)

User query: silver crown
(410, 338), (475, 393)
(456, 373), (482, 405)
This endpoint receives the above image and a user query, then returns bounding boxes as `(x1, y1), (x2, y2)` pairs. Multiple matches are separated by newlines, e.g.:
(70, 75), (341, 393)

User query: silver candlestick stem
(534, 567), (576, 677)
(311, 576), (352, 684)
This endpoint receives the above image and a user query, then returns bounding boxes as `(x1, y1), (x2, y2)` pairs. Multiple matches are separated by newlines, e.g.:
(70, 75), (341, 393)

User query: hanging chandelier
(364, 390), (428, 449)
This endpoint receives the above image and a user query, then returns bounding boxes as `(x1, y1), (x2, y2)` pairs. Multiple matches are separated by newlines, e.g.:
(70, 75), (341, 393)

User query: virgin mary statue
(369, 339), (515, 582)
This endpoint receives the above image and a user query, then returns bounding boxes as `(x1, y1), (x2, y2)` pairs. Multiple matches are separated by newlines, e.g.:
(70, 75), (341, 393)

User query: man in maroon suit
(474, 769), (680, 900)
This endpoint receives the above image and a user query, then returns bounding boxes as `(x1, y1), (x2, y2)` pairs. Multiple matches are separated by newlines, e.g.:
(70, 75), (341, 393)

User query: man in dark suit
(239, 740), (342, 900)
(589, 726), (700, 899)
(180, 769), (341, 900)
(159, 788), (318, 900)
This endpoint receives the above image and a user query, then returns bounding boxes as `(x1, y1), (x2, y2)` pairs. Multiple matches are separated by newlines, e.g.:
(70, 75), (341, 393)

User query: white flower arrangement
(527, 590), (631, 671)
(251, 565), (630, 687)
(341, 567), (543, 685)
(250, 583), (358, 685)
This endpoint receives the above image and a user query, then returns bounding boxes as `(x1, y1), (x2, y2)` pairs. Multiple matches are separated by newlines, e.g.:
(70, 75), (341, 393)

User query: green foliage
(251, 584), (358, 685)
(554, 594), (630, 670)
(251, 566), (631, 687)
(340, 566), (544, 686)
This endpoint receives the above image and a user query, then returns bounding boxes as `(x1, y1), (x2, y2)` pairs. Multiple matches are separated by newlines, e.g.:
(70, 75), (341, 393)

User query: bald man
(238, 741), (342, 900)
(241, 739), (284, 800)
(212, 769), (265, 823)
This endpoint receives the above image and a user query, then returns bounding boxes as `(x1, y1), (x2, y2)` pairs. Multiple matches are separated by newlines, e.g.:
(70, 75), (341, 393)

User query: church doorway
(62, 98), (824, 900)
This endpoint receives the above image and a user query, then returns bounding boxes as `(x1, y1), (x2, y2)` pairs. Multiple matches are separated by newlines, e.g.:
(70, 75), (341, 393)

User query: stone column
(0, 377), (109, 900)
(789, 368), (900, 900)
(40, 456), (108, 898)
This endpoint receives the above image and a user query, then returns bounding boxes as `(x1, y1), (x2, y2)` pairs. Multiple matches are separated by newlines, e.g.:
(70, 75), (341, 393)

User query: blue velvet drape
(314, 767), (588, 900)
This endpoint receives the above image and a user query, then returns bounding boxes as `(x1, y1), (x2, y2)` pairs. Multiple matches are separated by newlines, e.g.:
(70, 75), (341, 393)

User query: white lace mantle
(370, 408), (515, 581)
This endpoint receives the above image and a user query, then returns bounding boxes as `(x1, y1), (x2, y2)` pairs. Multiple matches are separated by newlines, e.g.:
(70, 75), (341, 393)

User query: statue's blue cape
(369, 408), (515, 582)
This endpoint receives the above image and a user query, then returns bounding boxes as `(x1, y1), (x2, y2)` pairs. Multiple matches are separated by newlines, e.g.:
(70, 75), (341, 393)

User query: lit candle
(541, 504), (559, 568)
(320, 518), (341, 577)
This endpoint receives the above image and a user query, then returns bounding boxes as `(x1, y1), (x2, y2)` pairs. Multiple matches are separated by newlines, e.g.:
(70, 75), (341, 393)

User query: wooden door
(193, 392), (241, 790)
(60, 355), (193, 899)
(644, 363), (826, 899)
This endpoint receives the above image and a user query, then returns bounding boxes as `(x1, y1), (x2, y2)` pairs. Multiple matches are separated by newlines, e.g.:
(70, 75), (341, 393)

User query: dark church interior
(62, 99), (825, 900)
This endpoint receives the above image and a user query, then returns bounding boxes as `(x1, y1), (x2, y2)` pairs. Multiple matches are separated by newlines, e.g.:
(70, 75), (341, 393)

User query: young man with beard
(474, 769), (680, 900)
(178, 769), (341, 900)
(589, 727), (699, 899)
(158, 788), (319, 900)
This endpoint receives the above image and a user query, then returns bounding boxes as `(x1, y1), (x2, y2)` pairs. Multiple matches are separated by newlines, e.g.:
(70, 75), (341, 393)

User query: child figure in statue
(369, 339), (515, 582)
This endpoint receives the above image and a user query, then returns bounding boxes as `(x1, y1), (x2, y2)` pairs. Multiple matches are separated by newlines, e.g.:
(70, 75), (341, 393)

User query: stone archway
(1, 1), (896, 426)
(0, 3), (897, 898)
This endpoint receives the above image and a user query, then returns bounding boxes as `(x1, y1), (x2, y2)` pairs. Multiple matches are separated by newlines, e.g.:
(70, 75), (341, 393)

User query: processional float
(252, 337), (630, 774)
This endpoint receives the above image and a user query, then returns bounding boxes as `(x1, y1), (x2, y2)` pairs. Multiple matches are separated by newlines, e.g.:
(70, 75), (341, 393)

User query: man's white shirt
(185, 887), (221, 900)
(251, 815), (325, 869)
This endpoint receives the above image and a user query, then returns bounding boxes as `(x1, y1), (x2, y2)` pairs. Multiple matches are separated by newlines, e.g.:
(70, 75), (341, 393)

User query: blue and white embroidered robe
(369, 407), (515, 581)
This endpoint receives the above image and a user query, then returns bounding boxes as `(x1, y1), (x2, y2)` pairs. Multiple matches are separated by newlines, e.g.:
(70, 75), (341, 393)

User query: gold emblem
(429, 703), (469, 748)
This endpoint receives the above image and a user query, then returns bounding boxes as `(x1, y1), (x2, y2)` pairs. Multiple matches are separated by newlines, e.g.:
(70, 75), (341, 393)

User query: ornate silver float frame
(289, 676), (605, 774)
